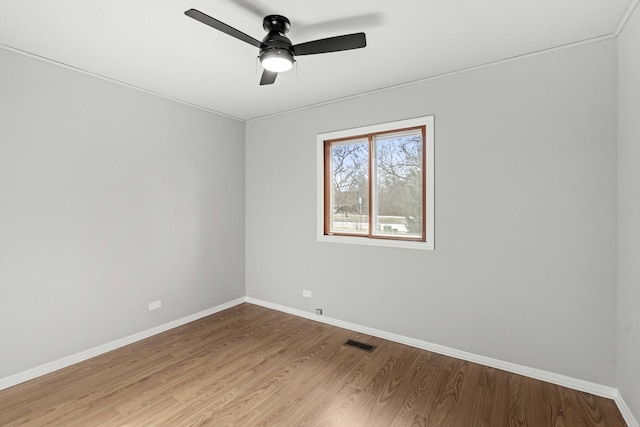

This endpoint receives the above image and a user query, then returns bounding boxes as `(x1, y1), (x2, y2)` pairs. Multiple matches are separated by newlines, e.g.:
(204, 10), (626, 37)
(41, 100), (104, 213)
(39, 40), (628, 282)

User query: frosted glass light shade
(260, 49), (294, 72)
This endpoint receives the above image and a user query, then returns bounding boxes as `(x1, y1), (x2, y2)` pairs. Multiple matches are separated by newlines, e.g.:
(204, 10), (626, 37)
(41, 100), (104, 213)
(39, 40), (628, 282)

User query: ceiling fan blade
(260, 70), (278, 85)
(185, 9), (262, 48)
(292, 33), (366, 56)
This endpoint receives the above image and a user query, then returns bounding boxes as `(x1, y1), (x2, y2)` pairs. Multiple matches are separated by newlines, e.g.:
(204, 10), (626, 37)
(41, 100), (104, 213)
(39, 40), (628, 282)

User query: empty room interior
(1, 0), (640, 425)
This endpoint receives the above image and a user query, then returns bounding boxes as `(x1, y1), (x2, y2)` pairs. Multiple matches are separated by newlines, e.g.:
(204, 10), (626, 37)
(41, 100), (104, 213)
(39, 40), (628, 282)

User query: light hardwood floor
(0, 303), (626, 426)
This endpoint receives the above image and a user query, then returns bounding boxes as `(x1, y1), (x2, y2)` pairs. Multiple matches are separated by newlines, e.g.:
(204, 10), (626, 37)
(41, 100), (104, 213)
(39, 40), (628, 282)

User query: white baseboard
(0, 297), (245, 391)
(615, 390), (640, 427)
(244, 298), (618, 397)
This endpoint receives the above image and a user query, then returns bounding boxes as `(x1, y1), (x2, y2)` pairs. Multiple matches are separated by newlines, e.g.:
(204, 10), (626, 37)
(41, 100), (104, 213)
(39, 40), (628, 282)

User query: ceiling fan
(184, 9), (367, 85)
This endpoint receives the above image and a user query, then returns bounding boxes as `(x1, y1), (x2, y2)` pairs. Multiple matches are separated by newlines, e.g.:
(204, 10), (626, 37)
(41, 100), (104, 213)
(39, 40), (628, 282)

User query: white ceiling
(0, 0), (634, 121)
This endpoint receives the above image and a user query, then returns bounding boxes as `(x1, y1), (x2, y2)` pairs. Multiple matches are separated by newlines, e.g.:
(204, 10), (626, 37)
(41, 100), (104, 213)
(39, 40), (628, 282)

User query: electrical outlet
(148, 300), (162, 311)
(316, 308), (323, 315)
(303, 290), (312, 298)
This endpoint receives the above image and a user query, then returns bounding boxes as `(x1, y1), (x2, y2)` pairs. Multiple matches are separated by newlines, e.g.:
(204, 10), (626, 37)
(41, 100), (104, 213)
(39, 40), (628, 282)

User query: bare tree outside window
(330, 140), (368, 233)
(374, 132), (423, 237)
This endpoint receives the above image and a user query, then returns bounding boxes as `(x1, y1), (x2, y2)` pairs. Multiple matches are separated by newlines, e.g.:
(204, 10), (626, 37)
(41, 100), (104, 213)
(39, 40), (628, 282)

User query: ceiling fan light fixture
(260, 49), (294, 72)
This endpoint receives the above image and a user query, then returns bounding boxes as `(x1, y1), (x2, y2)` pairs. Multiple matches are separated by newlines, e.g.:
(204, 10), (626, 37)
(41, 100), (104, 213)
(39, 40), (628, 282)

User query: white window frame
(317, 116), (435, 250)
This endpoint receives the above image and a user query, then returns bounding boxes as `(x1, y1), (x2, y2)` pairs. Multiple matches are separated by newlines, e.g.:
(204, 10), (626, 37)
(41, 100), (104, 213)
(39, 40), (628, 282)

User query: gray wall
(618, 5), (640, 420)
(246, 39), (618, 386)
(0, 48), (246, 378)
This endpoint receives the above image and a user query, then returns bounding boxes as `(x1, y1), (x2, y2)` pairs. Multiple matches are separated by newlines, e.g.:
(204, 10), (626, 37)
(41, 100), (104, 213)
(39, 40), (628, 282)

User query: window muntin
(324, 126), (426, 242)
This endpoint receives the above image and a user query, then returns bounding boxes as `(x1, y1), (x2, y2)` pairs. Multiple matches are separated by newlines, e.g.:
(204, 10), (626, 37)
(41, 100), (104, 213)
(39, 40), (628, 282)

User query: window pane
(373, 131), (423, 238)
(330, 139), (369, 234)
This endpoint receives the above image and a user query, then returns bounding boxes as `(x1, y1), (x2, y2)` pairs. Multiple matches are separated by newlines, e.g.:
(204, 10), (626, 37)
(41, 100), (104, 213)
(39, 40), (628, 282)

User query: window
(317, 116), (434, 250)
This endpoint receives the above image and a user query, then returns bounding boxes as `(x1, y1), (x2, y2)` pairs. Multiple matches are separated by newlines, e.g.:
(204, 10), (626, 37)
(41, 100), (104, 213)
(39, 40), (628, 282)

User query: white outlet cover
(303, 290), (312, 298)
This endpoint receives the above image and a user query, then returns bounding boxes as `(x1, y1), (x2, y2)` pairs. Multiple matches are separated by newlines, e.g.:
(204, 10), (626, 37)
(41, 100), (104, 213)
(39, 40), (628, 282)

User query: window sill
(317, 234), (434, 250)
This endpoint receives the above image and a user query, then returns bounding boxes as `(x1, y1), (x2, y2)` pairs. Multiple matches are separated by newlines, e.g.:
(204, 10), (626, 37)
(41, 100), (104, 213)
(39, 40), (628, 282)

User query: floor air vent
(344, 339), (377, 352)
